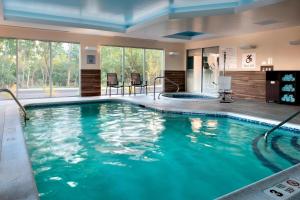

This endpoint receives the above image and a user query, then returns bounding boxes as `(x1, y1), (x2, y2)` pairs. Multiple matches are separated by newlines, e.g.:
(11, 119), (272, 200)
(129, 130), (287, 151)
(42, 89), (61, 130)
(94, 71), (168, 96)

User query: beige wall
(185, 26), (300, 71)
(0, 25), (185, 71)
(2, 25), (299, 73)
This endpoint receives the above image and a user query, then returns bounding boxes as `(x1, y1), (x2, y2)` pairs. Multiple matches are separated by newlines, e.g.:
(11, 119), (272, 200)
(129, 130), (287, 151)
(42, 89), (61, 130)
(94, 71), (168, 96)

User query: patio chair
(218, 76), (233, 103)
(130, 73), (148, 95)
(106, 73), (124, 96)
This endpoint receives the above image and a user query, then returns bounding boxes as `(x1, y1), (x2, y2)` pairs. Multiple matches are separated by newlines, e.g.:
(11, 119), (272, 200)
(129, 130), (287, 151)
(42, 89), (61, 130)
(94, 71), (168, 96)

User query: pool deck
(1, 94), (300, 200)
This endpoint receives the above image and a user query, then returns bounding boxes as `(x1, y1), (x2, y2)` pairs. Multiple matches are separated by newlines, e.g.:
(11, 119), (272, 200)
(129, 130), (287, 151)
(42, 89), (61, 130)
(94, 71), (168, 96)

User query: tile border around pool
(0, 105), (39, 200)
(2, 96), (300, 200)
(24, 98), (300, 133)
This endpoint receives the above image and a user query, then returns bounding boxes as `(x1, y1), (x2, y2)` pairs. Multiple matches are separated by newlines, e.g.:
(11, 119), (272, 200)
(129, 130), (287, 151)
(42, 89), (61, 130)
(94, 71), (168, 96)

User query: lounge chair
(130, 73), (148, 95)
(218, 76), (233, 103)
(106, 73), (124, 96)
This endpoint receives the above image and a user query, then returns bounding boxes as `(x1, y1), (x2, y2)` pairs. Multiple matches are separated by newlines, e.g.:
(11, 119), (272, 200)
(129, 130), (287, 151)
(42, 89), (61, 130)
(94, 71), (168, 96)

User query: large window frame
(100, 45), (165, 95)
(0, 37), (81, 99)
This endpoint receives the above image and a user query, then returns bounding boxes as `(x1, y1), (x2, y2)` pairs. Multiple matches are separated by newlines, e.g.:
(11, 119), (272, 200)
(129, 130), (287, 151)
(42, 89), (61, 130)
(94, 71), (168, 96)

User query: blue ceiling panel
(2, 0), (283, 32)
(165, 31), (206, 40)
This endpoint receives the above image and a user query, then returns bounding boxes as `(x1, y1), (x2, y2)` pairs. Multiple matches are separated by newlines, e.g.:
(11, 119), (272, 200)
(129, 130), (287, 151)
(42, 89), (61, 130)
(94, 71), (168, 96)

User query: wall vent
(254, 19), (279, 26)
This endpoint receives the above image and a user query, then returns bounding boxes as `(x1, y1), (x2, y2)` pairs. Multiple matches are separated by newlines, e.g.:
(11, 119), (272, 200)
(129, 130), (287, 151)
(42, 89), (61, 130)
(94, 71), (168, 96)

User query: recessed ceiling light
(289, 40), (300, 46)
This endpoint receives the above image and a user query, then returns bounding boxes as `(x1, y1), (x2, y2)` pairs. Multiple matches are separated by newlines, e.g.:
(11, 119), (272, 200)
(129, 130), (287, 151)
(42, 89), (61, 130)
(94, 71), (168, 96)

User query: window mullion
(16, 40), (19, 98)
(49, 42), (53, 97)
(122, 48), (125, 83)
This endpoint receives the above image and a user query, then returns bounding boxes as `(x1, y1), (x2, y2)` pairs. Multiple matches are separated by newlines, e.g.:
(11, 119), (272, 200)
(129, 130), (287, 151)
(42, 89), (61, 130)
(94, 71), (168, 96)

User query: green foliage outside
(124, 48), (143, 84)
(1, 38), (162, 98)
(145, 49), (163, 85)
(0, 38), (80, 96)
(101, 46), (163, 87)
(0, 39), (17, 92)
(18, 40), (51, 89)
(100, 46), (122, 85)
(51, 42), (80, 88)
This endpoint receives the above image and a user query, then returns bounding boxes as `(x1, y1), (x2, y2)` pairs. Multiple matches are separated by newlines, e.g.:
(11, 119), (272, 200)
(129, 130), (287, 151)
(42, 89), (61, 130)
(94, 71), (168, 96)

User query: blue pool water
(23, 102), (300, 200)
(162, 93), (216, 99)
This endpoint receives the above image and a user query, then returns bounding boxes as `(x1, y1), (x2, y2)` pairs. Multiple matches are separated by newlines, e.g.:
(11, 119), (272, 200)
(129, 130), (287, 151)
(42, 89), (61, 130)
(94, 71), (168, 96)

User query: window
(51, 42), (80, 97)
(0, 39), (17, 99)
(18, 40), (51, 99)
(124, 48), (144, 83)
(100, 46), (122, 91)
(0, 38), (80, 99)
(101, 46), (164, 95)
(145, 49), (164, 92)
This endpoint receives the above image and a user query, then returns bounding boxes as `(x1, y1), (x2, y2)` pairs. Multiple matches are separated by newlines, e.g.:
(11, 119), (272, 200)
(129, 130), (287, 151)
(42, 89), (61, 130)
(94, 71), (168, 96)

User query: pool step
(252, 134), (300, 173)
(271, 135), (300, 165)
(291, 136), (300, 152)
(252, 134), (281, 173)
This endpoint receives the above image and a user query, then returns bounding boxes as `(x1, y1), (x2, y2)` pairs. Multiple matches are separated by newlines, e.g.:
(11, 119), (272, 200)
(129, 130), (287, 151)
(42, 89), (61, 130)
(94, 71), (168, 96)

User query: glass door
(202, 47), (219, 95)
(186, 49), (202, 93)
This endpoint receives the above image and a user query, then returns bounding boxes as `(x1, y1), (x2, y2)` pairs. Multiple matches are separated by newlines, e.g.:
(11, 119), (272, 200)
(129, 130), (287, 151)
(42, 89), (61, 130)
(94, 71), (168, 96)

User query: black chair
(130, 73), (147, 95)
(106, 73), (124, 96)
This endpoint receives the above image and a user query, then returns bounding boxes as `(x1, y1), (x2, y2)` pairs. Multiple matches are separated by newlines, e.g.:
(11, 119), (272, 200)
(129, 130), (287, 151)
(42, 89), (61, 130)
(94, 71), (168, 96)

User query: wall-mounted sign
(242, 53), (256, 68)
(87, 55), (96, 64)
(219, 47), (237, 69)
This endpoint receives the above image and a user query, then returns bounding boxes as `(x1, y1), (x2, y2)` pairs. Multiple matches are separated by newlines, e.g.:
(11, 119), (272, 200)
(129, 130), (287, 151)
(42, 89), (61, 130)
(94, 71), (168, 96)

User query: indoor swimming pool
(23, 102), (300, 200)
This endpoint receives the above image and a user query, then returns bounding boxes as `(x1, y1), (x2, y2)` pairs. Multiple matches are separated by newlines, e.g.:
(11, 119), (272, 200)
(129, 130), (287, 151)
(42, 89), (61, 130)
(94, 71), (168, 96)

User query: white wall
(185, 26), (300, 71)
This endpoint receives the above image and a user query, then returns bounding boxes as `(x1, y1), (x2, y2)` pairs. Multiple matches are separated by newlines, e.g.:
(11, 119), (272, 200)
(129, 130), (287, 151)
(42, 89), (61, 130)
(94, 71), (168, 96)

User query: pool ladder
(153, 76), (180, 100)
(0, 88), (29, 122)
(264, 110), (300, 143)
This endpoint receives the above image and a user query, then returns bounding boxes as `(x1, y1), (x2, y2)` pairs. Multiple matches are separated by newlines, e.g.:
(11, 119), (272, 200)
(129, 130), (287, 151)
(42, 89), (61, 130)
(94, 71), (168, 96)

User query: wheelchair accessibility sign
(242, 53), (256, 68)
(264, 178), (300, 200)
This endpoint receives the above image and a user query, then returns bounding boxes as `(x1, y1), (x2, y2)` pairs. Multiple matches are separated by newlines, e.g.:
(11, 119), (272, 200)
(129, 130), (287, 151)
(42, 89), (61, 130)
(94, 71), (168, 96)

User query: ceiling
(0, 0), (299, 42)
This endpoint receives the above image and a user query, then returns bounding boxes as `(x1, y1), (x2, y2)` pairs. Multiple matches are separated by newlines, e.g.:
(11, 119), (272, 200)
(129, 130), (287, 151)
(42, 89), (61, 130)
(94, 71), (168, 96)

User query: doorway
(186, 49), (202, 93)
(202, 46), (220, 95)
(186, 47), (220, 95)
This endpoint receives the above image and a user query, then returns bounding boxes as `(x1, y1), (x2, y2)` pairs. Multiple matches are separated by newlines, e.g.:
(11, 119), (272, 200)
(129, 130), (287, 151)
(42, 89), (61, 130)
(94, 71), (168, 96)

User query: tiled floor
(129, 95), (300, 124)
(1, 94), (300, 200)
(1, 94), (300, 124)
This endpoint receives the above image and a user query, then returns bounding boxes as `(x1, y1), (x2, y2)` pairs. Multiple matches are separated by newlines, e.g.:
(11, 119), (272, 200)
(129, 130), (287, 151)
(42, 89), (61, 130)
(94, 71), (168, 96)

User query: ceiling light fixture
(239, 45), (257, 50)
(168, 52), (179, 56)
(289, 40), (300, 46)
(85, 46), (97, 51)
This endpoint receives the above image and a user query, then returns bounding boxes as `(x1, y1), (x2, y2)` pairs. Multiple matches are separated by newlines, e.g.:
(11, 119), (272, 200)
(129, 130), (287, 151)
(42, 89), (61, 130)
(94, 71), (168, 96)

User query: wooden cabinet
(266, 71), (300, 105)
(81, 69), (101, 97)
(266, 71), (280, 103)
(266, 81), (280, 103)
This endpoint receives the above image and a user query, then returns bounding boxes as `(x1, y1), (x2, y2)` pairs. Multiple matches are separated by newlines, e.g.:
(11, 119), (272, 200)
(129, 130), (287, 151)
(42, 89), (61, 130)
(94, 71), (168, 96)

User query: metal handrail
(153, 76), (180, 100)
(0, 88), (29, 121)
(264, 110), (300, 143)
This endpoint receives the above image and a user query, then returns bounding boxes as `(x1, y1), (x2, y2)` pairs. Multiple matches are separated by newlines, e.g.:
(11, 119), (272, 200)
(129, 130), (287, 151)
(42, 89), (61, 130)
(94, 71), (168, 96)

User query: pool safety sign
(264, 178), (300, 200)
(242, 53), (256, 68)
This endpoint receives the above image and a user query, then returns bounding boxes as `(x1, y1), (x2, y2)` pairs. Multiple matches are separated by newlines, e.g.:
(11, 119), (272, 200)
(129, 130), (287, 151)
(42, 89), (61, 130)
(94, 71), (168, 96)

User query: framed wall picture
(242, 53), (256, 68)
(87, 55), (96, 64)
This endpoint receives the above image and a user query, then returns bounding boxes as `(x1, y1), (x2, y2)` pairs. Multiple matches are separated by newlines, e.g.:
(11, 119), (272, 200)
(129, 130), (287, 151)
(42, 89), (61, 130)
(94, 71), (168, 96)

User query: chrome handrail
(153, 76), (180, 100)
(0, 88), (29, 122)
(264, 110), (300, 143)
